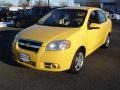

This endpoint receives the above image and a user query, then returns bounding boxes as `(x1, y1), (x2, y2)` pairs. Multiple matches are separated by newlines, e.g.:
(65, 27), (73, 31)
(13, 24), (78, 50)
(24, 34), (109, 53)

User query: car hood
(19, 24), (80, 46)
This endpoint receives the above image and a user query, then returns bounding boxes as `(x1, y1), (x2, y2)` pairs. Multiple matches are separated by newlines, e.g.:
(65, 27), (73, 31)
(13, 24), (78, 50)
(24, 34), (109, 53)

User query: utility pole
(30, 0), (32, 8)
(48, 0), (49, 7)
(68, 0), (69, 6)
(26, 0), (30, 9)
(118, 0), (119, 13)
(4, 0), (5, 7)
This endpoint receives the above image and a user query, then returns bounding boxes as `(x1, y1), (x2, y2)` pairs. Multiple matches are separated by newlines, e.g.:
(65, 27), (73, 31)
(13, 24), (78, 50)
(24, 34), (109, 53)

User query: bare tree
(0, 1), (12, 7)
(90, 0), (100, 7)
(34, 0), (51, 7)
(59, 1), (68, 7)
(34, 0), (43, 7)
(18, 0), (30, 9)
(0, 1), (4, 6)
(4, 2), (13, 7)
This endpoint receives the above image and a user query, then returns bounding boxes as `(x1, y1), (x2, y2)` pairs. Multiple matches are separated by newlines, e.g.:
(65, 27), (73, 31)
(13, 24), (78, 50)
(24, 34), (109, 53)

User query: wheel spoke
(75, 52), (84, 71)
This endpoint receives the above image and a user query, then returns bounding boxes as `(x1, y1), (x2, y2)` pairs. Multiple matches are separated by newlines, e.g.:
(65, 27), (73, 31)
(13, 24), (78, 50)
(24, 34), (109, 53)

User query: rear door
(97, 10), (108, 44)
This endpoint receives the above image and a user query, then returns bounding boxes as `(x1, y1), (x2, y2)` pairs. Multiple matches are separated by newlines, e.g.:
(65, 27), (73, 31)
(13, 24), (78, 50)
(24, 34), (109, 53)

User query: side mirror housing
(89, 23), (100, 29)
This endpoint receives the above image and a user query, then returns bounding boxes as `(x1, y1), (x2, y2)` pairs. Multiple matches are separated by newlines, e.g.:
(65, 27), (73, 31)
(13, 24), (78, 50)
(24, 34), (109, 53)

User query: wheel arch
(108, 32), (111, 36)
(76, 46), (86, 57)
(69, 45), (86, 73)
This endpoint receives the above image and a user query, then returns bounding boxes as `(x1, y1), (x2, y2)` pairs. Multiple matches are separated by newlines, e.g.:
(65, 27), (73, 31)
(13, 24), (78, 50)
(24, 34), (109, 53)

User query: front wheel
(69, 50), (85, 73)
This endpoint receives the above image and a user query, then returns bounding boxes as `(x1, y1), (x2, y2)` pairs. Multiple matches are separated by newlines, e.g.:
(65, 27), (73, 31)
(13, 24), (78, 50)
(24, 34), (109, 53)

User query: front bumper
(12, 43), (75, 72)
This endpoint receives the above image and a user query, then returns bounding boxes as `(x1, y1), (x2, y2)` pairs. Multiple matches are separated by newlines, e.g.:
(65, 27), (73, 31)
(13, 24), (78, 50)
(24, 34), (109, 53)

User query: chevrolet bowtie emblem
(24, 43), (31, 47)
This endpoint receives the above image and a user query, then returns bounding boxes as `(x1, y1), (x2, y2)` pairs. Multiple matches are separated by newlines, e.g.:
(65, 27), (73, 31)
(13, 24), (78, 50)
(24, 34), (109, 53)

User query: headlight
(46, 40), (71, 51)
(12, 34), (20, 46)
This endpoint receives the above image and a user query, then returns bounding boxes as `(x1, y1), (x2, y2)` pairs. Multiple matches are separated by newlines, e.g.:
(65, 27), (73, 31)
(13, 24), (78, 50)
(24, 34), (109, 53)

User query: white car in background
(103, 10), (110, 19)
(115, 13), (120, 20)
(0, 20), (14, 28)
(109, 10), (116, 20)
(0, 19), (15, 28)
(109, 10), (120, 20)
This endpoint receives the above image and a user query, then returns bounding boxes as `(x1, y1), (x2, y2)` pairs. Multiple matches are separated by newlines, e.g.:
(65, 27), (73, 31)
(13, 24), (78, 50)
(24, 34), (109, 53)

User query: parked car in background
(102, 10), (110, 19)
(13, 7), (57, 28)
(0, 8), (22, 28)
(115, 13), (120, 20)
(109, 9), (116, 20)
(12, 7), (112, 73)
(0, 7), (15, 28)
(109, 9), (120, 20)
(0, 7), (7, 20)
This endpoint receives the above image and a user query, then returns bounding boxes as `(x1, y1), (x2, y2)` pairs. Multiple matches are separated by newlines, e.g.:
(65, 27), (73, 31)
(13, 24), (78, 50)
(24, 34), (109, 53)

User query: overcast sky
(5, 0), (74, 6)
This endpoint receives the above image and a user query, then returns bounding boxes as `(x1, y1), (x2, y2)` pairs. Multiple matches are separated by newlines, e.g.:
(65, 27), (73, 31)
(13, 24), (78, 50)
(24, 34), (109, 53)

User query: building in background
(74, 0), (120, 13)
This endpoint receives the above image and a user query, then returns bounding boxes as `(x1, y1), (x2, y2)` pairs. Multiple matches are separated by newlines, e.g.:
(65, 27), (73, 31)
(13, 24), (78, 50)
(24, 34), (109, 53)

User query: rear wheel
(102, 35), (110, 48)
(69, 50), (85, 73)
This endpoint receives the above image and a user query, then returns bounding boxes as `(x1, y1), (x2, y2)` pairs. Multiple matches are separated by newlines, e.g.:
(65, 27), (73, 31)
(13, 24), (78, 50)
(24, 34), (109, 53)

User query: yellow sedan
(12, 7), (112, 73)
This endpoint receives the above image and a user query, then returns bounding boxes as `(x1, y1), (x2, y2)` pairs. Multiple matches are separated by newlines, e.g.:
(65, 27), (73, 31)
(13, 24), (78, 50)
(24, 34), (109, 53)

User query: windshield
(37, 9), (87, 27)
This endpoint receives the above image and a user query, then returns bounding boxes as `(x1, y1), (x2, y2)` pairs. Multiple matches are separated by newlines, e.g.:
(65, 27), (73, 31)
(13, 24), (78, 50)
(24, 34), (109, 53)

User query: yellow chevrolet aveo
(12, 7), (112, 73)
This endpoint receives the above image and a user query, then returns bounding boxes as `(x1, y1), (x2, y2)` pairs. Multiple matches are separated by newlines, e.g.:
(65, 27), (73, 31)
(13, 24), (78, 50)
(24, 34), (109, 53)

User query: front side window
(37, 9), (87, 27)
(87, 11), (99, 28)
(89, 11), (99, 24)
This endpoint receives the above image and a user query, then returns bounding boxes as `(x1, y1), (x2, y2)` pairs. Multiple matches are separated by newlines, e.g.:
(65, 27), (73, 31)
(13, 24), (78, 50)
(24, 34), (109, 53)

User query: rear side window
(97, 10), (107, 24)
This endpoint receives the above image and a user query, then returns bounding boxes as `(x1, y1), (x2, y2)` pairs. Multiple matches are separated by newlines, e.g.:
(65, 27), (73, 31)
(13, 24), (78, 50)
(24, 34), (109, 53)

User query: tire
(102, 35), (110, 48)
(69, 50), (85, 73)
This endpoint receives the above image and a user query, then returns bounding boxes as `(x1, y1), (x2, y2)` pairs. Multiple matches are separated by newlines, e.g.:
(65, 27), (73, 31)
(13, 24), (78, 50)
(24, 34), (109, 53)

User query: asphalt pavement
(0, 21), (120, 90)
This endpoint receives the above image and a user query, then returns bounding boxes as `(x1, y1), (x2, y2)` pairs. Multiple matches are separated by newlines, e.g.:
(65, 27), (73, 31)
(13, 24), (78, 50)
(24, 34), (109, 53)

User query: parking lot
(0, 21), (120, 90)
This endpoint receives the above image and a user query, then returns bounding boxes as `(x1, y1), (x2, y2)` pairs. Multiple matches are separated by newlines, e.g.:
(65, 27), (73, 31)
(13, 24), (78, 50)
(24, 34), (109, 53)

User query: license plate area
(20, 53), (30, 62)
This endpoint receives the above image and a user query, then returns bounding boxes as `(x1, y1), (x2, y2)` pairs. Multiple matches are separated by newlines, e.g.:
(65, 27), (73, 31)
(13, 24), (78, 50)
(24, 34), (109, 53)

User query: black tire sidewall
(103, 35), (110, 48)
(69, 50), (85, 73)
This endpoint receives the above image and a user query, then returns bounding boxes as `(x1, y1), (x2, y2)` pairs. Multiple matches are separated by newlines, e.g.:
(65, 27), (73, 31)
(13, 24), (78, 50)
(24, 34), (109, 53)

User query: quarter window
(97, 11), (107, 24)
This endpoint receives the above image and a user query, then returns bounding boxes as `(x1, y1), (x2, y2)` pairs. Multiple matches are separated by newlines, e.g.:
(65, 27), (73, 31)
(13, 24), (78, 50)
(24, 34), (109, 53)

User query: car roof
(58, 6), (99, 11)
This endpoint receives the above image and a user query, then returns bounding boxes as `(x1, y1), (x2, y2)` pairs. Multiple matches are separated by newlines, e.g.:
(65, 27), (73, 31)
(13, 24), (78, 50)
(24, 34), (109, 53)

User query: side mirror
(89, 23), (100, 29)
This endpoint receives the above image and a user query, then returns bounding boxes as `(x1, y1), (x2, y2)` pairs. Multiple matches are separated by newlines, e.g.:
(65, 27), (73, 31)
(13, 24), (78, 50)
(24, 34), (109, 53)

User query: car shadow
(0, 30), (22, 67)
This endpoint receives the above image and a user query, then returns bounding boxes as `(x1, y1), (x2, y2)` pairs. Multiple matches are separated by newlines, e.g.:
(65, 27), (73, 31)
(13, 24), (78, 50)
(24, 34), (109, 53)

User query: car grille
(18, 39), (42, 52)
(20, 60), (36, 66)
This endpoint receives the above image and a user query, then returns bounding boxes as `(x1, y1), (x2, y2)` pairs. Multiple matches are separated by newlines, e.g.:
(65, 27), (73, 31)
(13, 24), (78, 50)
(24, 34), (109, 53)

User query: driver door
(87, 10), (101, 54)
